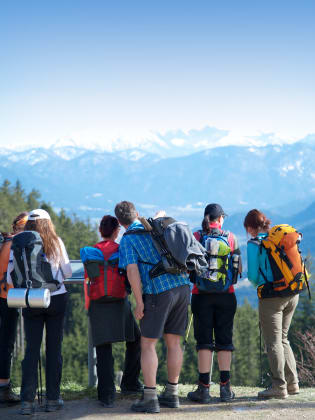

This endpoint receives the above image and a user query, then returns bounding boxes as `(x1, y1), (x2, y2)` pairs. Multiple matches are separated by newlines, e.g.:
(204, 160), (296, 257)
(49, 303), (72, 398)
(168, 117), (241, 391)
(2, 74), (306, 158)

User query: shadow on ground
(2, 388), (315, 420)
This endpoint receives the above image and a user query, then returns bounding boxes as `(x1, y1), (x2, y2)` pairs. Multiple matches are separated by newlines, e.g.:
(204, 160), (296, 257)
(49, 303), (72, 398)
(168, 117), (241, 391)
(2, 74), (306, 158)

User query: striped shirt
(118, 220), (190, 295)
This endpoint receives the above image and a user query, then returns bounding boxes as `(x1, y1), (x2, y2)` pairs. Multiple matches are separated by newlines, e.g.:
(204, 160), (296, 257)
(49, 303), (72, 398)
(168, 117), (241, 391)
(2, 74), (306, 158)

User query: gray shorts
(140, 284), (190, 339)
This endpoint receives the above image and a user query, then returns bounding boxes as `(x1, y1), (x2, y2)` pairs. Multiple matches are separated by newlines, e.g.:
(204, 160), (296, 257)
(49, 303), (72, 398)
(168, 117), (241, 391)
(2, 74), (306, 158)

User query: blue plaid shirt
(118, 220), (190, 295)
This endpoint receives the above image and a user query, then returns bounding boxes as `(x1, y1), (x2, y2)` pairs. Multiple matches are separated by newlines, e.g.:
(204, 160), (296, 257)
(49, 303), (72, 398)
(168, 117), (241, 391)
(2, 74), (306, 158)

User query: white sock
(143, 387), (158, 401)
(166, 382), (178, 396)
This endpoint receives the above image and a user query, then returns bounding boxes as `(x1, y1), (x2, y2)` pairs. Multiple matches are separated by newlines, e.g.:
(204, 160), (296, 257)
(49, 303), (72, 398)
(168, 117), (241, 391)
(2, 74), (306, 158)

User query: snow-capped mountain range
(2, 129), (315, 300)
(3, 127), (315, 160)
(1, 128), (315, 229)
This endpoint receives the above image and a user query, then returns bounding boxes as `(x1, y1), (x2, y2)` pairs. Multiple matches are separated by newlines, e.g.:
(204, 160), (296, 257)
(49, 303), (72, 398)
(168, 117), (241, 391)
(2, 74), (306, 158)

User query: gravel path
(2, 390), (315, 420)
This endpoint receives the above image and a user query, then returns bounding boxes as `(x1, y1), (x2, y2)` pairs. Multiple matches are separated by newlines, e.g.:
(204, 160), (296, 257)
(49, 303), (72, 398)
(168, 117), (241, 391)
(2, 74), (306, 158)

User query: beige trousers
(259, 294), (299, 390)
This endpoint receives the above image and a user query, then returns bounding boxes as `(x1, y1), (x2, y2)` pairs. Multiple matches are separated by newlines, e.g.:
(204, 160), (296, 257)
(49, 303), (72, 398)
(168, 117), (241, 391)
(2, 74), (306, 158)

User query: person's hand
(134, 301), (144, 320)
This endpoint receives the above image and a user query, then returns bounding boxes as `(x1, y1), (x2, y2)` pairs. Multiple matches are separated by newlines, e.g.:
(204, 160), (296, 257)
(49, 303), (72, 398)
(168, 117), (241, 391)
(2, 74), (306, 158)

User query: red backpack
(83, 241), (127, 308)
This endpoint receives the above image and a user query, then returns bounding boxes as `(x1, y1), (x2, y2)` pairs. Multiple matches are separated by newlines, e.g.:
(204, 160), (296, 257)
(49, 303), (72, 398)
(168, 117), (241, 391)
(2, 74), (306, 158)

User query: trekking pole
(209, 352), (215, 384)
(38, 354), (43, 406)
(209, 331), (215, 384)
(259, 322), (263, 385)
(183, 313), (193, 353)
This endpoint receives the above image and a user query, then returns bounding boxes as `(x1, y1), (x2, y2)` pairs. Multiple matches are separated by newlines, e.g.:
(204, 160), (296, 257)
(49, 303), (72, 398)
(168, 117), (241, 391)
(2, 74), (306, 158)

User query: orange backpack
(258, 224), (311, 298)
(0, 241), (13, 299)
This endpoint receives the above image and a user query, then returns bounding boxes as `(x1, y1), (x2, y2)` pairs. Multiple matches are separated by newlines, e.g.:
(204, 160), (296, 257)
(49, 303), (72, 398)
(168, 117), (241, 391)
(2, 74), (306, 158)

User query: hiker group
(0, 201), (310, 414)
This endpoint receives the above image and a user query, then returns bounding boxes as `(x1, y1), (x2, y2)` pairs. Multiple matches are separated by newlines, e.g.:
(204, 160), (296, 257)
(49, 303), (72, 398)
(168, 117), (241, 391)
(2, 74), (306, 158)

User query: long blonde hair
(24, 219), (62, 262)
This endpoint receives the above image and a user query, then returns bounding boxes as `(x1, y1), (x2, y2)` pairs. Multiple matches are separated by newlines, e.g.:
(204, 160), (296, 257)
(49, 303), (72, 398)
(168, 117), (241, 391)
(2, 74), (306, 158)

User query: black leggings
(0, 297), (19, 378)
(21, 293), (68, 402)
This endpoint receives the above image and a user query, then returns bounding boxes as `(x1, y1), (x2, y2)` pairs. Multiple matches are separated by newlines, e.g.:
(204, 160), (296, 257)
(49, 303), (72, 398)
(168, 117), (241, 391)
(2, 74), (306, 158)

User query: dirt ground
(2, 387), (315, 420)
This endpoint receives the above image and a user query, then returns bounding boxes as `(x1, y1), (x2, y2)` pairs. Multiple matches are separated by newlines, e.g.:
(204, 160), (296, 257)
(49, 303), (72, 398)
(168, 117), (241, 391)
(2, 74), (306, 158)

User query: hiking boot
(220, 381), (235, 402)
(0, 382), (20, 403)
(258, 387), (288, 399)
(158, 390), (180, 408)
(20, 401), (35, 415)
(287, 383), (299, 395)
(131, 395), (160, 413)
(120, 381), (144, 395)
(45, 398), (64, 412)
(100, 394), (115, 408)
(187, 382), (211, 404)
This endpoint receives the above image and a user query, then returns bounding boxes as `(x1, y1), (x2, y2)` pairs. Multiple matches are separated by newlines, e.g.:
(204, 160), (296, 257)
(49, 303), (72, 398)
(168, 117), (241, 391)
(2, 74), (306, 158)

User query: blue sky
(1, 0), (314, 148)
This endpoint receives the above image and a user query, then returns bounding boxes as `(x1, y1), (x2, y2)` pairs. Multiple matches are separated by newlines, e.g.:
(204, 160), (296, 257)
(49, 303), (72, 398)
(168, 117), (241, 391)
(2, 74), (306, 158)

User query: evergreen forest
(1, 180), (314, 389)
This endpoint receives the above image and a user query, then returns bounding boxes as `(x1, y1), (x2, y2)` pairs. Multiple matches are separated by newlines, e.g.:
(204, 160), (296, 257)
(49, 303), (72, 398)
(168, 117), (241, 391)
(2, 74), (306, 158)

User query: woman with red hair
(244, 209), (299, 400)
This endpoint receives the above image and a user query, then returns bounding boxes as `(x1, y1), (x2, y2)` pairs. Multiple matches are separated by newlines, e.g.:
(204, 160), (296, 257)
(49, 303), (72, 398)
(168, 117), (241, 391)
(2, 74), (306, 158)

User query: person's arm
(58, 238), (72, 278)
(126, 263), (144, 320)
(118, 236), (144, 319)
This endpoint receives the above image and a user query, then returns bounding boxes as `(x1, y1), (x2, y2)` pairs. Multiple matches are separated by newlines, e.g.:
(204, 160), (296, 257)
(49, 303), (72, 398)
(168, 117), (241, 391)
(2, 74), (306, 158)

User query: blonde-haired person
(6, 209), (72, 415)
(0, 212), (28, 403)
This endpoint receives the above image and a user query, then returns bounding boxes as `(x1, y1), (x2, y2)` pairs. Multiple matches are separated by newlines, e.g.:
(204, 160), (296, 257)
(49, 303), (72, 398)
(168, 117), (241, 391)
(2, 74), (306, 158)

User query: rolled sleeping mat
(27, 288), (51, 308)
(7, 288), (51, 308)
(7, 288), (28, 308)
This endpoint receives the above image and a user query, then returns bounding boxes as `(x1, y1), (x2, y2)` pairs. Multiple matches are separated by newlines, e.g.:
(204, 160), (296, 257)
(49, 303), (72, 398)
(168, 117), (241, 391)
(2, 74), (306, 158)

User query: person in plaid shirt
(115, 201), (190, 414)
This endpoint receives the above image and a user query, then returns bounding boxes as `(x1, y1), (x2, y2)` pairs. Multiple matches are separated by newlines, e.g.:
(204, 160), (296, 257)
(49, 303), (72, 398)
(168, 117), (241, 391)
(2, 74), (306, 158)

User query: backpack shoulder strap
(248, 237), (261, 246)
(195, 230), (203, 244)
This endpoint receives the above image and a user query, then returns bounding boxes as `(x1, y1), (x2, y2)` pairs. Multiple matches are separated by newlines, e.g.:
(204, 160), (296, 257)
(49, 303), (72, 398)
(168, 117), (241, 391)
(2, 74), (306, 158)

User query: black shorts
(140, 285), (190, 339)
(191, 293), (237, 352)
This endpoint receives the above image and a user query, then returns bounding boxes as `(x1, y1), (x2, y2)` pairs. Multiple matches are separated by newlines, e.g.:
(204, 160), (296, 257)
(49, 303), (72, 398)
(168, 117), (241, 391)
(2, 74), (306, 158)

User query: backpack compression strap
(22, 248), (32, 288)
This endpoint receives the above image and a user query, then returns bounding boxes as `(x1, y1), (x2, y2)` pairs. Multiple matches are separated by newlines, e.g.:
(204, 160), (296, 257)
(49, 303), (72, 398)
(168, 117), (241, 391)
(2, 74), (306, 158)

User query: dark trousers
(21, 293), (68, 402)
(96, 320), (141, 401)
(191, 293), (237, 352)
(0, 297), (19, 379)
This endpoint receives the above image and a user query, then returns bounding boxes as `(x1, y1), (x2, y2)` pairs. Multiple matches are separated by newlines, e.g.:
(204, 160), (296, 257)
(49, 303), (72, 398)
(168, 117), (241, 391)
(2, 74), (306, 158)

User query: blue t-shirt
(119, 220), (190, 295)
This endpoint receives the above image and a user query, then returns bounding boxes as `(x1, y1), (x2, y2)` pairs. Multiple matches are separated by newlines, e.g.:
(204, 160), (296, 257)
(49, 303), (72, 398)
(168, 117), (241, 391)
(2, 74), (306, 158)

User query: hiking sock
(199, 372), (210, 386)
(220, 371), (230, 384)
(143, 387), (158, 401)
(166, 381), (178, 396)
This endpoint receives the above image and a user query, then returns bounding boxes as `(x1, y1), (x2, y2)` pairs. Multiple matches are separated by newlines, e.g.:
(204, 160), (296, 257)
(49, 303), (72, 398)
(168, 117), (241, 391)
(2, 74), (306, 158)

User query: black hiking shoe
(100, 394), (115, 408)
(131, 395), (160, 413)
(0, 382), (20, 403)
(45, 398), (64, 412)
(187, 382), (211, 404)
(158, 390), (180, 408)
(220, 381), (235, 402)
(20, 401), (35, 415)
(120, 381), (143, 395)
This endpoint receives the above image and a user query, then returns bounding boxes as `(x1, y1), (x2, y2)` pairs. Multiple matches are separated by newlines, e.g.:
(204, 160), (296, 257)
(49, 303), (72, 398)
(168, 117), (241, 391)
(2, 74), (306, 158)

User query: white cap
(28, 209), (51, 221)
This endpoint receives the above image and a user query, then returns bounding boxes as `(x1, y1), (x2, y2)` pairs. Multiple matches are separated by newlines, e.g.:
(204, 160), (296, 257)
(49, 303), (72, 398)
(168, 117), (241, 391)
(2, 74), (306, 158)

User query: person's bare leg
(198, 349), (213, 373)
(158, 334), (182, 408)
(217, 351), (231, 371)
(131, 336), (160, 413)
(164, 333), (183, 383)
(141, 337), (158, 387)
